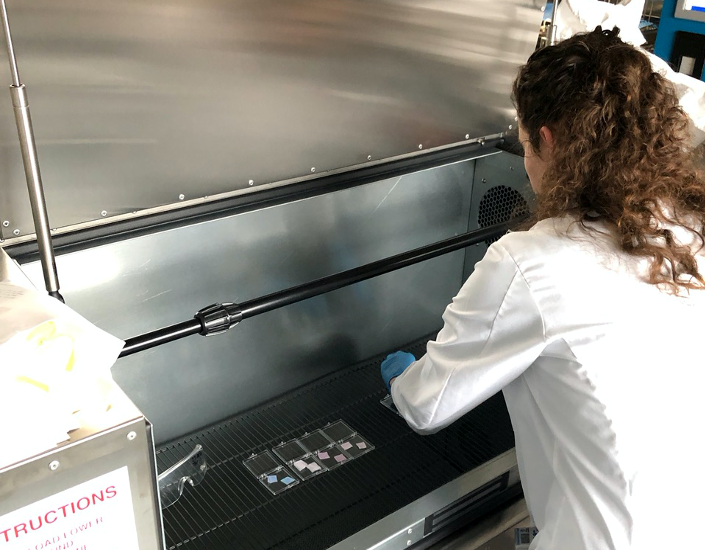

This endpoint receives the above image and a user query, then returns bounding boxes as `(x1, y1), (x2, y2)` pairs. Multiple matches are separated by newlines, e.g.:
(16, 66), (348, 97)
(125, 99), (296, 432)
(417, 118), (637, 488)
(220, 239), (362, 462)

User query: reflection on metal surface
(21, 158), (478, 443)
(0, 0), (542, 236)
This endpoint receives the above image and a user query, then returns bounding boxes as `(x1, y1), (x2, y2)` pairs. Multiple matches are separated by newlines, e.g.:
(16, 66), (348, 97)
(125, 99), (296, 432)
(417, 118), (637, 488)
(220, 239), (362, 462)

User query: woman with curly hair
(381, 27), (705, 549)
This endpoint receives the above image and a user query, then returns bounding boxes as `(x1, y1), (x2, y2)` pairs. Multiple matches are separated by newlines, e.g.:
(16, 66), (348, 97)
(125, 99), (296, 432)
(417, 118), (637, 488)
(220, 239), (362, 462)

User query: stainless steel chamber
(1, 0), (544, 548)
(14, 148), (534, 550)
(0, 0), (541, 241)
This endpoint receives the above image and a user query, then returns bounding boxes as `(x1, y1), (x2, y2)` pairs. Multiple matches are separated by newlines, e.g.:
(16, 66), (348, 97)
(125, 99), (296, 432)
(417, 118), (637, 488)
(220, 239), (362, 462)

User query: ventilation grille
(478, 186), (529, 245)
(156, 335), (516, 550)
(424, 473), (509, 536)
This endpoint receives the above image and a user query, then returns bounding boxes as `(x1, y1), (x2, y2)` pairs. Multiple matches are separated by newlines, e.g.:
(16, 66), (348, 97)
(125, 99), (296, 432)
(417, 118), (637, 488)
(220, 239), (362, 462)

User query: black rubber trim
(6, 139), (503, 263)
(426, 473), (509, 533)
(411, 490), (525, 550)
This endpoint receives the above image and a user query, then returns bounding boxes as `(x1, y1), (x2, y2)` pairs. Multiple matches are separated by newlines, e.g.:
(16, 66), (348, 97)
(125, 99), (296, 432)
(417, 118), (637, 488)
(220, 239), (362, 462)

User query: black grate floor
(156, 336), (515, 550)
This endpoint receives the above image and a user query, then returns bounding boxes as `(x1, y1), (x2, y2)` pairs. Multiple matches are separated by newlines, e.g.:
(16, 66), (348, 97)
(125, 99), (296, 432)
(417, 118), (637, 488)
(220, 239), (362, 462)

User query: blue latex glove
(381, 351), (416, 392)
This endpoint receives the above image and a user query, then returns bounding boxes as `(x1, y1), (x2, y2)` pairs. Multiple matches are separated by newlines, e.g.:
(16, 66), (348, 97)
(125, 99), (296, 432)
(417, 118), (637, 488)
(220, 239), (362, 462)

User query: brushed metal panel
(21, 159), (478, 444)
(0, 0), (542, 238)
(0, 418), (163, 550)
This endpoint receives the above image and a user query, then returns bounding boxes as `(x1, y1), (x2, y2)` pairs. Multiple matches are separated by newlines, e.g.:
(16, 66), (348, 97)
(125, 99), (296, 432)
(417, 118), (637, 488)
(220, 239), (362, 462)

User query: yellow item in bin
(0, 281), (125, 468)
(16, 321), (75, 390)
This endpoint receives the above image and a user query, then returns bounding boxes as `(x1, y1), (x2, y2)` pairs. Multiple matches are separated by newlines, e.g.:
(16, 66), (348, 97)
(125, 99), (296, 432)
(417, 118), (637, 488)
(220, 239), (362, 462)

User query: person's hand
(381, 351), (416, 392)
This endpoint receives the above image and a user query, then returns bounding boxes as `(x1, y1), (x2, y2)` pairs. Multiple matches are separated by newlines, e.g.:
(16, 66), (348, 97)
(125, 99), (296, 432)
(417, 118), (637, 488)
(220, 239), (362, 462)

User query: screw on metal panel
(508, 125), (513, 130)
(407, 529), (413, 534)
(2, 221), (8, 227)
(127, 431), (137, 441)
(482, 178), (487, 183)
(418, 144), (423, 149)
(510, 166), (514, 171)
(406, 541), (412, 546)
(101, 210), (107, 217)
(479, 139), (485, 146)
(49, 460), (60, 471)
(367, 155), (372, 161)
(311, 167), (316, 173)
(248, 180), (254, 186)
(12, 229), (20, 236)
(179, 194), (185, 201)
(465, 134), (470, 139)
(514, 116), (519, 121)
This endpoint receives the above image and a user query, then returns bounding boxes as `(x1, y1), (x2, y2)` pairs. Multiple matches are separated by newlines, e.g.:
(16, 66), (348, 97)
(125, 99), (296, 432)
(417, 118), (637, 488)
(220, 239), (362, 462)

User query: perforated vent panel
(478, 186), (529, 245)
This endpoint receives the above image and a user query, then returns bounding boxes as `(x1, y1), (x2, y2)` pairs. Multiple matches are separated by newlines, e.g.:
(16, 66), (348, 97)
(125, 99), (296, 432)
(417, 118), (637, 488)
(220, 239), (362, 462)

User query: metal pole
(0, 0), (63, 302)
(548, 0), (559, 46)
(119, 220), (519, 357)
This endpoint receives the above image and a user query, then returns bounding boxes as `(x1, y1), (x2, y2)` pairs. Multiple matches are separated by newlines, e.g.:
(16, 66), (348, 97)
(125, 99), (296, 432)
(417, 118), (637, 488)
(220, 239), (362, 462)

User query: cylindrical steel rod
(549, 0), (559, 46)
(1, 1), (62, 300)
(0, 0), (19, 86)
(11, 86), (62, 299)
(119, 221), (516, 357)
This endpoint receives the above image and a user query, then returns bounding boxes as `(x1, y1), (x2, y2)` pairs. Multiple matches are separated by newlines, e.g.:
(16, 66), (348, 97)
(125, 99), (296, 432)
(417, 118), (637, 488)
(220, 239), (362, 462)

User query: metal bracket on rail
(195, 302), (243, 336)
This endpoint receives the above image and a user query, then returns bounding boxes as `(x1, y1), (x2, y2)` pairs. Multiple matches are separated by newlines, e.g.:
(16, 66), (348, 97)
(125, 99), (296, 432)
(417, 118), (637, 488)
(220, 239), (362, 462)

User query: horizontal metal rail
(119, 221), (517, 357)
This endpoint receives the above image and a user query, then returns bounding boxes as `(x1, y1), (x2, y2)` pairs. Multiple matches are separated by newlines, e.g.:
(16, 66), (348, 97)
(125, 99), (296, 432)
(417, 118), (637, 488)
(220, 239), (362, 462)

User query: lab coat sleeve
(391, 242), (546, 434)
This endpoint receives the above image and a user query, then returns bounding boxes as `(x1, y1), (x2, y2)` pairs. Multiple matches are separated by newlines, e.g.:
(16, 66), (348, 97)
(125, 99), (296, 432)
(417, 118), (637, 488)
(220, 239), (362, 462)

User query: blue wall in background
(654, 0), (705, 81)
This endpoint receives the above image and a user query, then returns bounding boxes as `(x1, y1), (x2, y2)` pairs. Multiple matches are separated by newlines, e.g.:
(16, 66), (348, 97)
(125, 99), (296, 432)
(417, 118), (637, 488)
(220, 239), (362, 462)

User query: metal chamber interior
(19, 150), (531, 445)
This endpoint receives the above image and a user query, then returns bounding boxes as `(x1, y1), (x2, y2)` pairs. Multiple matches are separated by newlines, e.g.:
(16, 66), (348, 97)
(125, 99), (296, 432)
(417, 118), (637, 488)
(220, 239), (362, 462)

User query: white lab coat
(391, 216), (705, 550)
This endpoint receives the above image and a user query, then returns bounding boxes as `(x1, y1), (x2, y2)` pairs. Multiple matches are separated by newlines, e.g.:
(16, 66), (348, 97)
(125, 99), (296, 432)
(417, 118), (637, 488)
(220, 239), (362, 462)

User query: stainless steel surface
(0, 2), (60, 295)
(429, 499), (529, 550)
(365, 518), (425, 550)
(0, 0), (543, 237)
(21, 157), (481, 444)
(328, 450), (519, 550)
(0, 391), (163, 550)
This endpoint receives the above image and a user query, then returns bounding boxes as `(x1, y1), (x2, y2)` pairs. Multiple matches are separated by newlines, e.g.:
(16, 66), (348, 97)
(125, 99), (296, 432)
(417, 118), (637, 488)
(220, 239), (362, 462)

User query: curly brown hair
(512, 27), (705, 293)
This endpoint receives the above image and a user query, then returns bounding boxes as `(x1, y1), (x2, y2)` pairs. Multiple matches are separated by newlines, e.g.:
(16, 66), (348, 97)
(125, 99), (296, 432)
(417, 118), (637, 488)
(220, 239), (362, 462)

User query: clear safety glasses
(157, 444), (208, 509)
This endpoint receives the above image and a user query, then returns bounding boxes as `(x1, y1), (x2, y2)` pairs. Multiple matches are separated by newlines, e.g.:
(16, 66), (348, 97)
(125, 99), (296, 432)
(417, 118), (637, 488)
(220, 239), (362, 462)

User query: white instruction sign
(0, 466), (139, 550)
